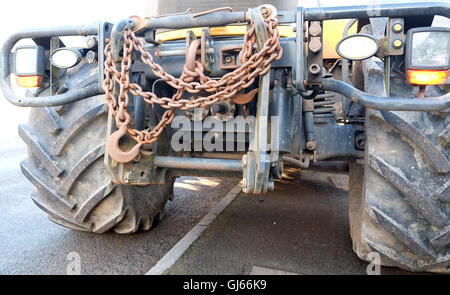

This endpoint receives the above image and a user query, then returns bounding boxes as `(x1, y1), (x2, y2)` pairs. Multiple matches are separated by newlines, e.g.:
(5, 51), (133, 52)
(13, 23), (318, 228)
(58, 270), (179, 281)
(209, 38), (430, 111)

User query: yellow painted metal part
(155, 25), (297, 41)
(155, 20), (357, 59)
(323, 19), (357, 59)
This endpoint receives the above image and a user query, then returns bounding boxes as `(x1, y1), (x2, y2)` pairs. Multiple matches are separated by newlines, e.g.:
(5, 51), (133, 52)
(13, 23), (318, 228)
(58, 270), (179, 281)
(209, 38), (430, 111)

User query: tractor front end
(1, 2), (449, 272)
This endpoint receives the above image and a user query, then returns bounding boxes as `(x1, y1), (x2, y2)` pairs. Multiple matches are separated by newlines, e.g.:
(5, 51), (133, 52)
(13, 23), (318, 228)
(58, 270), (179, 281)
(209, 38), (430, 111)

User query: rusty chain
(103, 16), (282, 162)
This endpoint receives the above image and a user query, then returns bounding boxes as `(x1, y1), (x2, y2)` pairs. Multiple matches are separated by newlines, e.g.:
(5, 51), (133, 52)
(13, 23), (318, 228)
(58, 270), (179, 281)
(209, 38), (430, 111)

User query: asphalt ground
(166, 168), (412, 275)
(0, 136), (413, 275)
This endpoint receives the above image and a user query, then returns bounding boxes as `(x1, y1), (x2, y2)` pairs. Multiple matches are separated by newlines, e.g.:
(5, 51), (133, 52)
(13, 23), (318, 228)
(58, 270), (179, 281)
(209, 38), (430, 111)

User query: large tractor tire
(19, 64), (174, 234)
(349, 56), (450, 273)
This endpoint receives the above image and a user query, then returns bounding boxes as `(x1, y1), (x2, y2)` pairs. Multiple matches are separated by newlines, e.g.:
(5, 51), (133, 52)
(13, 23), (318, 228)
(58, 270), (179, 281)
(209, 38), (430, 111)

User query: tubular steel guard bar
(296, 1), (450, 111)
(145, 11), (247, 30)
(153, 156), (243, 172)
(303, 2), (450, 21)
(322, 79), (450, 112)
(0, 23), (102, 107)
(1, 2), (450, 109)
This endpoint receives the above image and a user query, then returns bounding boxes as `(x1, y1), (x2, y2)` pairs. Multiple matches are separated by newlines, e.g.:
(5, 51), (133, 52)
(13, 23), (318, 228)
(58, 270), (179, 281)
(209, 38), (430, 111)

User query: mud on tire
(19, 66), (174, 234)
(349, 57), (450, 273)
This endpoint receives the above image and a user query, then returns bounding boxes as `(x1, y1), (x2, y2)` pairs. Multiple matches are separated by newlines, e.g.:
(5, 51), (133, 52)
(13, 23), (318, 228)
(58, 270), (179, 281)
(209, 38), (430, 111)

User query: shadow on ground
(168, 168), (414, 275)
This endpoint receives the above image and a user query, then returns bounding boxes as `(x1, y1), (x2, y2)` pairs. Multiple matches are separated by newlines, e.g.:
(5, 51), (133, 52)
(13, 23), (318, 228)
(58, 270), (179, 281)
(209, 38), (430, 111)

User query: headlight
(50, 47), (82, 69)
(405, 27), (450, 85)
(336, 34), (380, 61)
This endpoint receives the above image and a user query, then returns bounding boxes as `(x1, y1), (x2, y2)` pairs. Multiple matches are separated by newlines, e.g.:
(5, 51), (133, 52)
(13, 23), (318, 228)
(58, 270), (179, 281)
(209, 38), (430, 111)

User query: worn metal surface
(146, 11), (247, 30)
(313, 123), (363, 161)
(295, 6), (305, 91)
(155, 156), (242, 172)
(385, 18), (405, 56)
(303, 2), (450, 21)
(104, 12), (282, 163)
(269, 69), (292, 153)
(307, 21), (323, 85)
(141, 39), (296, 79)
(303, 98), (315, 150)
(242, 6), (274, 195)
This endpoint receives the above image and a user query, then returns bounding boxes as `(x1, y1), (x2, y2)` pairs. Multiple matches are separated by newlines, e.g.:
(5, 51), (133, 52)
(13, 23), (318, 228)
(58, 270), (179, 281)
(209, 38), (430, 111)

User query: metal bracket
(144, 28), (160, 46)
(107, 151), (169, 185)
(105, 108), (168, 185)
(219, 45), (242, 70)
(306, 21), (323, 86)
(385, 18), (405, 56)
(49, 37), (63, 95)
(242, 6), (276, 194)
(201, 28), (214, 72)
(295, 6), (305, 91)
(186, 30), (197, 50)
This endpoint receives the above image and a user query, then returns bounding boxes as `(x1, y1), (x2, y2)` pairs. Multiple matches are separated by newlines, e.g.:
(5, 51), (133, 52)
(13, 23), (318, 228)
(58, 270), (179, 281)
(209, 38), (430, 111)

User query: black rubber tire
(349, 57), (450, 273)
(19, 66), (174, 234)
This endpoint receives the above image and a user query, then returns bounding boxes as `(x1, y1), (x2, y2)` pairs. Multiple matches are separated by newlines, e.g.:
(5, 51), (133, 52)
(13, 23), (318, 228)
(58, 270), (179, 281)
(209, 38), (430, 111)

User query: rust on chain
(186, 39), (201, 71)
(103, 14), (282, 163)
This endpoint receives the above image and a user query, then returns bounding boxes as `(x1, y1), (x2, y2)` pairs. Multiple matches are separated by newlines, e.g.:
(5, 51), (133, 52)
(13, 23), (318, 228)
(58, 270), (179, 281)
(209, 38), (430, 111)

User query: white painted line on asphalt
(146, 182), (242, 275)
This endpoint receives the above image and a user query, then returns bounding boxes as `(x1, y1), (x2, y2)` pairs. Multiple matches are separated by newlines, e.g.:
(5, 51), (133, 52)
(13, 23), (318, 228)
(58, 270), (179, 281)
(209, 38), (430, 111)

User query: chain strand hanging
(103, 17), (282, 158)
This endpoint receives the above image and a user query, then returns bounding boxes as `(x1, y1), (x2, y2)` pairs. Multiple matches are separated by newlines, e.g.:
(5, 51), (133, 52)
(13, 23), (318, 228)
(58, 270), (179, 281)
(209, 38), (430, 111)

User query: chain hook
(107, 112), (143, 163)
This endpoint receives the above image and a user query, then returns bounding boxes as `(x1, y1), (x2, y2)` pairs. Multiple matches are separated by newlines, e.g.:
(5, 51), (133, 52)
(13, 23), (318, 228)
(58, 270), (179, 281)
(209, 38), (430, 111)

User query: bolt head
(86, 37), (97, 48)
(124, 171), (132, 183)
(306, 140), (316, 150)
(393, 39), (402, 48)
(86, 51), (97, 64)
(392, 23), (403, 33)
(309, 37), (322, 53)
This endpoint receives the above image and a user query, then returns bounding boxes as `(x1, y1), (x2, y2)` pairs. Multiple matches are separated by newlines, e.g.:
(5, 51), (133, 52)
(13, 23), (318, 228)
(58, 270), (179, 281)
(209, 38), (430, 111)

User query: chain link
(103, 17), (282, 147)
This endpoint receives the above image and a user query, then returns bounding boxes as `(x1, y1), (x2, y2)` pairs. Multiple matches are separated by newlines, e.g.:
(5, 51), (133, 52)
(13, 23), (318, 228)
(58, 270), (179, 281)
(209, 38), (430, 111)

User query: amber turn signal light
(406, 69), (449, 85)
(15, 75), (41, 88)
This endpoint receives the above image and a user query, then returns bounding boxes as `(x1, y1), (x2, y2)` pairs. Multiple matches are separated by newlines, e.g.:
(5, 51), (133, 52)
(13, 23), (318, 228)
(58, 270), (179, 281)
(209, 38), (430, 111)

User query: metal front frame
(1, 1), (450, 191)
(1, 1), (449, 107)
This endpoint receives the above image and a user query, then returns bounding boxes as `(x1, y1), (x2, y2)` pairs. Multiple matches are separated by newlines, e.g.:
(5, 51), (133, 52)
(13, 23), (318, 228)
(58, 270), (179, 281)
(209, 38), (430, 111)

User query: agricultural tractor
(1, 1), (449, 273)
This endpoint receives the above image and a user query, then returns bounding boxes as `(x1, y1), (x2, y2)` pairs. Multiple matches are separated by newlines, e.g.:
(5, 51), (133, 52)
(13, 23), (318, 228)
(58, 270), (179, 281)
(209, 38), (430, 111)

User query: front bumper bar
(322, 79), (450, 111)
(0, 23), (105, 107)
(0, 2), (449, 111)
